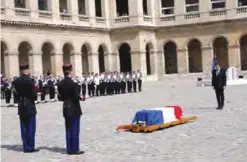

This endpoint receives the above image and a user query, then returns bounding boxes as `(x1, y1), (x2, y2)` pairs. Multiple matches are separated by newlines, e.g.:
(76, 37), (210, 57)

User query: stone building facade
(1, 0), (247, 79)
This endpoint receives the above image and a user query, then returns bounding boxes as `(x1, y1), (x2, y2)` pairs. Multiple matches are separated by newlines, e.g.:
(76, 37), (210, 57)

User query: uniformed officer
(132, 71), (137, 92)
(81, 74), (87, 101)
(57, 64), (84, 155)
(126, 72), (132, 92)
(5, 79), (12, 106)
(13, 64), (39, 153)
(137, 70), (143, 91)
(47, 76), (56, 102)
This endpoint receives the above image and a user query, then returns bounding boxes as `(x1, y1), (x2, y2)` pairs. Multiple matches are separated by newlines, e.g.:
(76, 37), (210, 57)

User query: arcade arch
(119, 43), (132, 72)
(164, 41), (178, 74)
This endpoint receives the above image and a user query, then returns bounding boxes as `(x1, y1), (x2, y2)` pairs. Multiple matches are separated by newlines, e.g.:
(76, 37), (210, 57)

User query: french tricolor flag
(116, 106), (196, 133)
(132, 106), (182, 126)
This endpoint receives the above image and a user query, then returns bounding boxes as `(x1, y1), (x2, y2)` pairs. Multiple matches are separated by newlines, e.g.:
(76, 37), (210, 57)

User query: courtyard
(1, 77), (247, 162)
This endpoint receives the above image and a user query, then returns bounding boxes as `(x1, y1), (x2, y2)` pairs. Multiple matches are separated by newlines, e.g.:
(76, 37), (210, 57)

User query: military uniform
(126, 73), (132, 92)
(137, 70), (143, 91)
(13, 64), (38, 153)
(57, 64), (84, 155)
(81, 75), (87, 101)
(132, 72), (137, 92)
(5, 81), (12, 106)
(47, 77), (56, 102)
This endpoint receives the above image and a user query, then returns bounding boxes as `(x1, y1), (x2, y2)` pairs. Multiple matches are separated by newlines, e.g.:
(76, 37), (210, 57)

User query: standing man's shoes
(24, 149), (39, 153)
(68, 151), (85, 155)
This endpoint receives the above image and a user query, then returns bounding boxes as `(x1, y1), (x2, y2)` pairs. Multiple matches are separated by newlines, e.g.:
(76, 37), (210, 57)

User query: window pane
(186, 5), (199, 12)
(162, 8), (174, 15)
(186, 0), (199, 5)
(212, 2), (225, 9)
(161, 0), (174, 7)
(238, 0), (247, 6)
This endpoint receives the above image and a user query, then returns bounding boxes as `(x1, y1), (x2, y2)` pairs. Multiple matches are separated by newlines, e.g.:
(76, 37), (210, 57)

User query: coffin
(117, 106), (197, 133)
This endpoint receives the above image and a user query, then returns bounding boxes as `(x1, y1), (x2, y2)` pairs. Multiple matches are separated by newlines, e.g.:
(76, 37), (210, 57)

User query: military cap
(20, 64), (29, 70)
(62, 64), (72, 72)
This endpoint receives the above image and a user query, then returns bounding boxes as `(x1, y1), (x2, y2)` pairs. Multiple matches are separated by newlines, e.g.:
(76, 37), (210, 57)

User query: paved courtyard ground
(1, 77), (247, 162)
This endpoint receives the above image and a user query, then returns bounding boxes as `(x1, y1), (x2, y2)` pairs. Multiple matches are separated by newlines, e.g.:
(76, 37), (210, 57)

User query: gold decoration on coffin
(116, 116), (197, 133)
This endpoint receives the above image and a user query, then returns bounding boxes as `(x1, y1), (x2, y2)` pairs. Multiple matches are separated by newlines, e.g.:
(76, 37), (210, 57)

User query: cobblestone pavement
(1, 78), (247, 162)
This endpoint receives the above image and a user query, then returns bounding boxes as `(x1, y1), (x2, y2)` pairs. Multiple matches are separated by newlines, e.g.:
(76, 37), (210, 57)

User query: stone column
(88, 53), (99, 73)
(51, 52), (63, 76)
(228, 44), (241, 68)
(226, 0), (237, 18)
(131, 51), (147, 74)
(4, 0), (15, 17)
(199, 0), (210, 21)
(86, 0), (96, 25)
(177, 48), (188, 73)
(102, 0), (110, 27)
(150, 50), (158, 75)
(112, 52), (119, 72)
(174, 0), (185, 22)
(128, 0), (143, 24)
(5, 52), (19, 77)
(156, 50), (165, 75)
(70, 0), (79, 22)
(29, 52), (43, 76)
(71, 52), (82, 76)
(201, 46), (213, 74)
(28, 0), (38, 19)
(51, 0), (60, 22)
(104, 52), (112, 72)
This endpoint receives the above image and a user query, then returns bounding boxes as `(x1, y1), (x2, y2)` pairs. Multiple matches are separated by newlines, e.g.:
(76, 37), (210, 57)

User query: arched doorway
(18, 41), (32, 67)
(145, 43), (152, 75)
(213, 37), (229, 69)
(98, 45), (106, 73)
(119, 43), (132, 72)
(42, 42), (54, 75)
(164, 41), (178, 74)
(1, 41), (7, 75)
(240, 34), (247, 70)
(188, 39), (202, 73)
(81, 44), (90, 73)
(62, 43), (73, 64)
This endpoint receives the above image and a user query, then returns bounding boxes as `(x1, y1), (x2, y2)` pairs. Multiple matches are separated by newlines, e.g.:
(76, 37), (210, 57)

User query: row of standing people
(1, 70), (143, 106)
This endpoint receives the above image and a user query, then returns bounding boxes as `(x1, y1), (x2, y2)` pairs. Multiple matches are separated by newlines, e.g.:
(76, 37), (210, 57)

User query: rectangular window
(238, 0), (247, 6)
(143, 0), (148, 15)
(78, 0), (86, 15)
(95, 0), (102, 17)
(185, 0), (199, 12)
(116, 0), (129, 17)
(15, 0), (26, 8)
(161, 0), (174, 15)
(211, 0), (226, 9)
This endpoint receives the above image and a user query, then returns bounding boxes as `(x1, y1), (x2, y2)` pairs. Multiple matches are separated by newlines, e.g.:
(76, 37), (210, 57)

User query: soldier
(126, 72), (132, 93)
(47, 76), (56, 102)
(1, 77), (5, 99)
(120, 72), (125, 94)
(81, 74), (87, 101)
(137, 70), (143, 91)
(57, 64), (84, 155)
(132, 71), (137, 92)
(90, 73), (95, 96)
(94, 73), (100, 96)
(86, 73), (91, 97)
(115, 72), (121, 94)
(39, 76), (47, 103)
(13, 64), (39, 153)
(5, 79), (12, 106)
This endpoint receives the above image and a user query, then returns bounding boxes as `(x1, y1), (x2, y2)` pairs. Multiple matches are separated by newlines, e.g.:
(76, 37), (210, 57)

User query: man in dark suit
(13, 64), (39, 153)
(211, 62), (227, 110)
(57, 64), (84, 155)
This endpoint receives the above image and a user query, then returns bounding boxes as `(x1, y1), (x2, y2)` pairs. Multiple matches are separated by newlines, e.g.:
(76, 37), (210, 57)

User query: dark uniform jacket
(58, 76), (82, 118)
(13, 75), (37, 118)
(211, 69), (227, 89)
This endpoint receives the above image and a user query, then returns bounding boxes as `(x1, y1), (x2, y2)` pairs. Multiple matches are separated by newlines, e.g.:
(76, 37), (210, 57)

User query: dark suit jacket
(57, 76), (82, 118)
(211, 69), (227, 89)
(13, 75), (37, 118)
